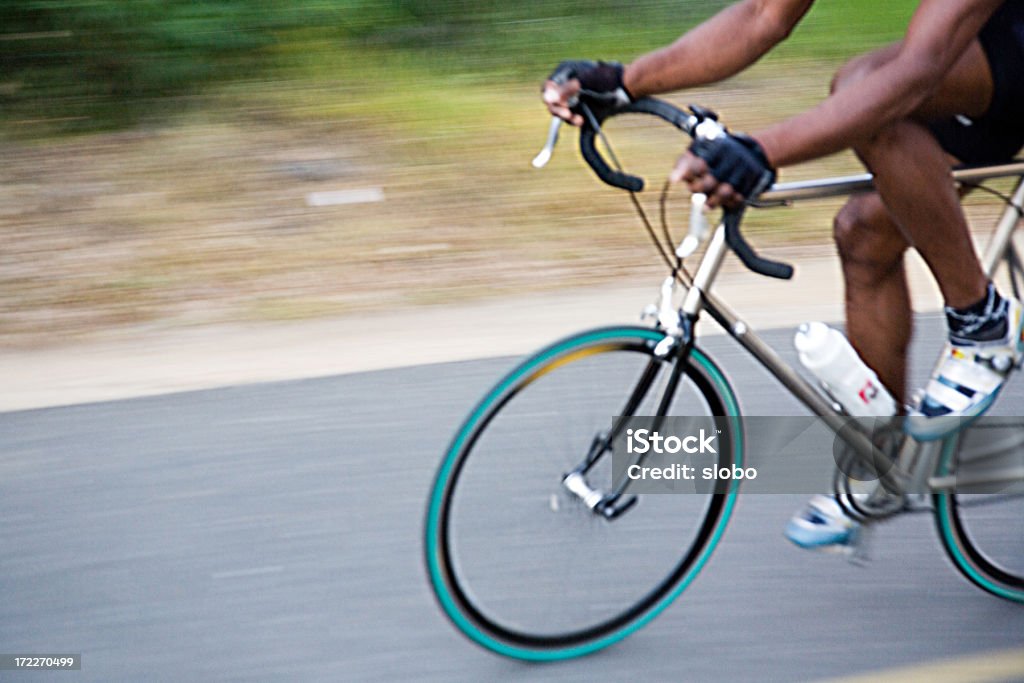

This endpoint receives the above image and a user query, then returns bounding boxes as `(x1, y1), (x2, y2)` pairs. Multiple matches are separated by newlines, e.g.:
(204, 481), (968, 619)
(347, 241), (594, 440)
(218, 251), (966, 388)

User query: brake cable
(579, 102), (694, 287)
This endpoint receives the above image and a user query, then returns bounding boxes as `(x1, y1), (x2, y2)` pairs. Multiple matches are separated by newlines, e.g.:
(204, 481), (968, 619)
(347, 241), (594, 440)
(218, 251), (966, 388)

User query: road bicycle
(423, 97), (1024, 661)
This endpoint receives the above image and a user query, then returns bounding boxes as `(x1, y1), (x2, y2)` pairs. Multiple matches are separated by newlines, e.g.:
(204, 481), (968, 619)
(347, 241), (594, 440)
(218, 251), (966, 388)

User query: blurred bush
(0, 0), (923, 337)
(0, 1), (731, 131)
(0, 1), (343, 129)
(1, 0), (914, 133)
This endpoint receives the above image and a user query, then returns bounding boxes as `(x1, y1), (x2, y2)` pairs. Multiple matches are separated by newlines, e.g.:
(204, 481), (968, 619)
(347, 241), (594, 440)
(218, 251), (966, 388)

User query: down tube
(700, 297), (895, 484)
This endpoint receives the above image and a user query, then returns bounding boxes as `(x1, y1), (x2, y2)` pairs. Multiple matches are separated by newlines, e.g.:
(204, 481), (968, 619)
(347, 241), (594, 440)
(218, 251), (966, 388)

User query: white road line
(305, 188), (384, 206)
(211, 566), (284, 580)
(818, 647), (1024, 683)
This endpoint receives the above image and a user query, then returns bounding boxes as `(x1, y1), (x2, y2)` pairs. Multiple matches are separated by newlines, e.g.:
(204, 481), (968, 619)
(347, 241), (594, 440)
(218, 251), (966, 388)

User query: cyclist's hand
(671, 132), (776, 209)
(542, 60), (632, 127)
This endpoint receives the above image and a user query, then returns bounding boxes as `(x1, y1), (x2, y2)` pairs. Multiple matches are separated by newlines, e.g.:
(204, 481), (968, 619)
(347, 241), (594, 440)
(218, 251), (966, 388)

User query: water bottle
(794, 322), (897, 417)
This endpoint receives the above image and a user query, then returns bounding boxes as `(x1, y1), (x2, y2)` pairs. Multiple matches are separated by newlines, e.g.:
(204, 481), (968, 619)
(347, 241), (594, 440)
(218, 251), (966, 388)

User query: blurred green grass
(1, 1), (941, 344)
(2, 0), (918, 133)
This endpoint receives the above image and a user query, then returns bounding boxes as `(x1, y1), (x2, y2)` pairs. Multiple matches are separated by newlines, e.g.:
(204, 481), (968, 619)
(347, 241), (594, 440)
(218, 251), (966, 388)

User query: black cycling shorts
(929, 0), (1024, 165)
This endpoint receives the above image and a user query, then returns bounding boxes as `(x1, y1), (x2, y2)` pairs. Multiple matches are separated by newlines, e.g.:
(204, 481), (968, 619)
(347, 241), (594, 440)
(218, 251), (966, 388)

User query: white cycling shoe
(787, 296), (1023, 550)
(906, 297), (1024, 441)
(784, 495), (860, 551)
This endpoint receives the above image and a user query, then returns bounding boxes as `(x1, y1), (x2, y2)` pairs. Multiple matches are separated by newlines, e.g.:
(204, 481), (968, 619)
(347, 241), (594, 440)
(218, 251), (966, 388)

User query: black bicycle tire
(933, 434), (1024, 603)
(424, 326), (743, 660)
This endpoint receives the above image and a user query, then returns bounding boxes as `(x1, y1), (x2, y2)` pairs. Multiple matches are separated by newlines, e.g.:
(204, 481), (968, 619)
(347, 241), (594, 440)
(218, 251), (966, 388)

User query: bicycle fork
(559, 220), (719, 519)
(560, 318), (697, 520)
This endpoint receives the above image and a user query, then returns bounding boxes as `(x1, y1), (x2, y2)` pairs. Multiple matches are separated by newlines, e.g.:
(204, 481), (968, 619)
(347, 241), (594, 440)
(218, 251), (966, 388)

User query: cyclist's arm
(755, 0), (1003, 167)
(625, 0), (814, 97)
(544, 0), (813, 124)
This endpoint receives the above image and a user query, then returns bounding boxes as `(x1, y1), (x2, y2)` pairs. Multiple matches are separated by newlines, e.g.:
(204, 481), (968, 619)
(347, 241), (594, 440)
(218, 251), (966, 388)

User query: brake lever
(532, 117), (563, 168)
(677, 192), (710, 259)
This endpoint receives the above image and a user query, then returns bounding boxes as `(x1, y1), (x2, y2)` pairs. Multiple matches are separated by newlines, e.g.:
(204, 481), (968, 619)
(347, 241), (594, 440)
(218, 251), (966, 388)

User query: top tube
(753, 159), (1024, 207)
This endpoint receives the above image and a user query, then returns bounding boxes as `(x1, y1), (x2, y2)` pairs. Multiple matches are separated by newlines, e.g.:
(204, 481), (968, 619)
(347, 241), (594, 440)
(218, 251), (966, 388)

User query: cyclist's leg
(832, 194), (911, 404)
(833, 41), (993, 310)
(836, 39), (1024, 419)
(827, 41), (994, 405)
(787, 194), (912, 550)
(787, 40), (1006, 548)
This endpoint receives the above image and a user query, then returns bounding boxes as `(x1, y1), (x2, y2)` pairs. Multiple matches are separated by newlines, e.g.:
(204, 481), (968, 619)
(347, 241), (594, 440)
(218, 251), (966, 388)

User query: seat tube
(981, 176), (1024, 277)
(681, 224), (729, 317)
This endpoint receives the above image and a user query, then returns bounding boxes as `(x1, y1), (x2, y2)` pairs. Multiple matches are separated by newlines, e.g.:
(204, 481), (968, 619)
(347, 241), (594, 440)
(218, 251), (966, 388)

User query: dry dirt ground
(0, 76), (1014, 410)
(0, 75), (860, 350)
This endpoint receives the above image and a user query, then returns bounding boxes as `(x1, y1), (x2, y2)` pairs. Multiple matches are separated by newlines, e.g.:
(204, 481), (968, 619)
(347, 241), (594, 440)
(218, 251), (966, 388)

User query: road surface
(2, 316), (1022, 682)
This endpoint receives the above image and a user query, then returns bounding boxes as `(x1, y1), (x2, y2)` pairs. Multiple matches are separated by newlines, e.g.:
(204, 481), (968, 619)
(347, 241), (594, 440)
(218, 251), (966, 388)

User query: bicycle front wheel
(424, 326), (742, 660)
(934, 424), (1024, 602)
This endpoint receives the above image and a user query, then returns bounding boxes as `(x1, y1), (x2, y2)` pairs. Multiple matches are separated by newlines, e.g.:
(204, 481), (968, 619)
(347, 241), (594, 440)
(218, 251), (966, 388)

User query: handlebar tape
(578, 98), (693, 193)
(576, 97), (793, 280)
(579, 131), (644, 192)
(724, 209), (794, 280)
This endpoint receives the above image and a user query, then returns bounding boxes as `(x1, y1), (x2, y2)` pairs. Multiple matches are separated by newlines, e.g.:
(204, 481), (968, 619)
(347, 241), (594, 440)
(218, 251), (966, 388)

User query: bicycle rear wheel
(934, 423), (1024, 602)
(424, 326), (742, 660)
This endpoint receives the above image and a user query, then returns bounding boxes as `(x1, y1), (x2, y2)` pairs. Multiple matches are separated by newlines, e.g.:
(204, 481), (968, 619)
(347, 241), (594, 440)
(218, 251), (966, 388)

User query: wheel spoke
(425, 328), (741, 657)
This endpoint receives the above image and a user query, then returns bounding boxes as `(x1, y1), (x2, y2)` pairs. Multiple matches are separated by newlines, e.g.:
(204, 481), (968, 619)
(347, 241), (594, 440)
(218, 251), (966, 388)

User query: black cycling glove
(547, 60), (633, 114)
(689, 132), (776, 200)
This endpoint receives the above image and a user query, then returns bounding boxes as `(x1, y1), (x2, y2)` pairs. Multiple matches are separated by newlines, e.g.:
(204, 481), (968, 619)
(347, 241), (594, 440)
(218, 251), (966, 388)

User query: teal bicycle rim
(934, 435), (1024, 603)
(424, 326), (743, 660)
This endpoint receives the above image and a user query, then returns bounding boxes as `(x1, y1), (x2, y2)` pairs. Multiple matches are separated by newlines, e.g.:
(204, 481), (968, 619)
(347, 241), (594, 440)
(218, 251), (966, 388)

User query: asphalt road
(2, 316), (1022, 682)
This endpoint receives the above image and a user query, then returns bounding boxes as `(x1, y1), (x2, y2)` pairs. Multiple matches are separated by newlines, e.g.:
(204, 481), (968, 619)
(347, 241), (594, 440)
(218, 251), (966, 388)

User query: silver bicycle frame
(685, 161), (1024, 486)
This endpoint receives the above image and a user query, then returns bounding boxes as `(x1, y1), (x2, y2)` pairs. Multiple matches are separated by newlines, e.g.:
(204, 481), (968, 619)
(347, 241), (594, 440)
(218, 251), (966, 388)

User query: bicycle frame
(429, 103), (1024, 661)
(678, 161), (1024, 495)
